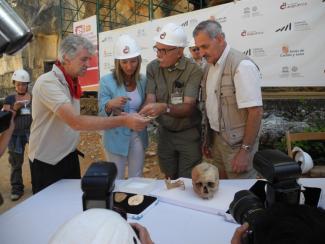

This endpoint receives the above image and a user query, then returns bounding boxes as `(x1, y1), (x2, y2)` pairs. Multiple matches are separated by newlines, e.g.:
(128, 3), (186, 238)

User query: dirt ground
(0, 131), (164, 214)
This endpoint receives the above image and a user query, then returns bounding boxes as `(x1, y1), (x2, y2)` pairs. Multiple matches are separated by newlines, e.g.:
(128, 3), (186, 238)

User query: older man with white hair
(29, 35), (149, 194)
(140, 23), (203, 179)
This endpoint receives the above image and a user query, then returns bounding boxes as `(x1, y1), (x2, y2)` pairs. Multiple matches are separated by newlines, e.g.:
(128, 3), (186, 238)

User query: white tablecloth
(0, 178), (323, 244)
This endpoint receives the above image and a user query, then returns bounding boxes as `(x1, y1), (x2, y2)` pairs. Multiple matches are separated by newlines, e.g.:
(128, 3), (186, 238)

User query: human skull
(191, 162), (219, 199)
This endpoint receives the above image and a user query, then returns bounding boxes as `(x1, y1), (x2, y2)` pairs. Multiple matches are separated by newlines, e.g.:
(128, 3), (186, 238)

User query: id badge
(171, 92), (183, 104)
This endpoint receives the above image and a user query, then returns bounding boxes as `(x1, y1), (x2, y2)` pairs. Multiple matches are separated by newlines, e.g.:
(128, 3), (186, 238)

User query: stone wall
(80, 97), (325, 155)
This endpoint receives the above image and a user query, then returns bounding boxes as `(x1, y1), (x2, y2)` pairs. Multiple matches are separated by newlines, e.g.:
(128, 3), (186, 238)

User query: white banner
(99, 0), (325, 87)
(73, 15), (99, 91)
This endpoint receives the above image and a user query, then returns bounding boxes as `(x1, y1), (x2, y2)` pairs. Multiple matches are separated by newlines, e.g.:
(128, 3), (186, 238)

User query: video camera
(228, 149), (321, 244)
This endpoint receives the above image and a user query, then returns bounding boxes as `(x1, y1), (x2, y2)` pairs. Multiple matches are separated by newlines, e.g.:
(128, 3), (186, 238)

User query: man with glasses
(140, 23), (203, 180)
(188, 38), (206, 70)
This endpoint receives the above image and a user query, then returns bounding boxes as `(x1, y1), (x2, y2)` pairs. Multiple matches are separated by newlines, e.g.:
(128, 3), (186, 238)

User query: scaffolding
(59, 0), (207, 37)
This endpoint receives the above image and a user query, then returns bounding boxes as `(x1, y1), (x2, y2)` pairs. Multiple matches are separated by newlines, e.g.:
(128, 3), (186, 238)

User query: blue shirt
(98, 73), (148, 156)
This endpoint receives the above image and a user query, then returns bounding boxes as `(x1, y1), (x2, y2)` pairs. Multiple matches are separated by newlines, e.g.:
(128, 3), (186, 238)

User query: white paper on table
(152, 178), (239, 216)
(115, 177), (157, 195)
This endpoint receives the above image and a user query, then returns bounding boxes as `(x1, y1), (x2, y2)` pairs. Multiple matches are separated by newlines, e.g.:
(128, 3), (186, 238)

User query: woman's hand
(105, 96), (129, 114)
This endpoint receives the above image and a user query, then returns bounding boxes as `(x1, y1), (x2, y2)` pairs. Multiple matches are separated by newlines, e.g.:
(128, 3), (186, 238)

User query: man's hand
(231, 149), (250, 173)
(139, 103), (167, 118)
(124, 113), (150, 131)
(130, 223), (154, 244)
(231, 223), (249, 244)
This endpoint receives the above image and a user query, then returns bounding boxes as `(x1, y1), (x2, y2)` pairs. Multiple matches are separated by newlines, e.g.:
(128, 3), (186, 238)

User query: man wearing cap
(193, 20), (263, 179)
(29, 35), (149, 194)
(188, 38), (206, 70)
(139, 23), (203, 179)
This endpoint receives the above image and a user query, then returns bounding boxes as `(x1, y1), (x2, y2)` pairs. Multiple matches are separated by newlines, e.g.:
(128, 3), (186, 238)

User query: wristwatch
(241, 144), (251, 151)
(166, 104), (171, 114)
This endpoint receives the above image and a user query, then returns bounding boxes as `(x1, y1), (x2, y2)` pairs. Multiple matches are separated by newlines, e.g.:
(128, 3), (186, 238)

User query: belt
(161, 126), (196, 133)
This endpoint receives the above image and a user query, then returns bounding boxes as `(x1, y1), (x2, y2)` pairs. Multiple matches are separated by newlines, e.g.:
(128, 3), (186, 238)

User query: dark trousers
(9, 151), (25, 195)
(29, 150), (81, 194)
(158, 126), (202, 179)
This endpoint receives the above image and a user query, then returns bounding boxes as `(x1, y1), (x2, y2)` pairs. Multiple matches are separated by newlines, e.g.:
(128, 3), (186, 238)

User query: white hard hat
(12, 69), (30, 83)
(292, 146), (314, 174)
(154, 23), (187, 47)
(188, 37), (196, 48)
(49, 209), (140, 244)
(114, 34), (140, 60)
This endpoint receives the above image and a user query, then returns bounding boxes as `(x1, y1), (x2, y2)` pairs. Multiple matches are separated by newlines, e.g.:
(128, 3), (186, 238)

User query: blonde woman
(98, 35), (148, 179)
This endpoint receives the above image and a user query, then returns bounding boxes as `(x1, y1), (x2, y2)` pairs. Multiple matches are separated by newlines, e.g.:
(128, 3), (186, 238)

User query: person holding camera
(139, 23), (203, 180)
(2, 69), (32, 201)
(28, 34), (150, 194)
(193, 20), (263, 179)
(230, 204), (325, 244)
(98, 35), (148, 179)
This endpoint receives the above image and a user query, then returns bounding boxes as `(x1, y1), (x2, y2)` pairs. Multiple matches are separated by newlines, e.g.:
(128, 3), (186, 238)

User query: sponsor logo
(243, 48), (266, 57)
(242, 6), (262, 18)
(103, 50), (112, 58)
(244, 7), (250, 15)
(216, 16), (227, 23)
(74, 24), (91, 35)
(291, 66), (298, 72)
(282, 66), (289, 73)
(276, 21), (310, 32)
(137, 29), (146, 37)
(280, 1), (308, 10)
(241, 30), (264, 37)
(189, 19), (198, 26)
(282, 45), (289, 55)
(160, 32), (166, 39)
(181, 20), (188, 27)
(276, 23), (292, 32)
(123, 46), (130, 54)
(101, 36), (113, 43)
(244, 49), (251, 56)
(280, 44), (305, 57)
(280, 65), (303, 78)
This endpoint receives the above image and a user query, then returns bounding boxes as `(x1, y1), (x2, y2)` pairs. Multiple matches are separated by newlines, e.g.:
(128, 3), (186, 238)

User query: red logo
(160, 32), (166, 39)
(123, 46), (130, 54)
(282, 45), (289, 54)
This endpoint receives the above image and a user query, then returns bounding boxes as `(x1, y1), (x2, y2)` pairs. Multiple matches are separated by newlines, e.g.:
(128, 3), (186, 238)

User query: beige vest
(202, 48), (258, 146)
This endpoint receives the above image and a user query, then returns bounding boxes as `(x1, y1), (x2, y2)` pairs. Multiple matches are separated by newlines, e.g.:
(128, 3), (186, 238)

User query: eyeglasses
(153, 46), (178, 55)
(190, 47), (200, 52)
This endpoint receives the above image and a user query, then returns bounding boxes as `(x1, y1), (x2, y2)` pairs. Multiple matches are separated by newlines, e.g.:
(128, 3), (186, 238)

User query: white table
(0, 178), (323, 244)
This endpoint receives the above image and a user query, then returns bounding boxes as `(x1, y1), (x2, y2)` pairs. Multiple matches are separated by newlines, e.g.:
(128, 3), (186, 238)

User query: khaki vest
(201, 48), (258, 146)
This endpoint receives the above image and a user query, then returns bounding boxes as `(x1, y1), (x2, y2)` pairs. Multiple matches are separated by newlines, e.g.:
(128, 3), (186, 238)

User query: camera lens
(229, 190), (265, 226)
